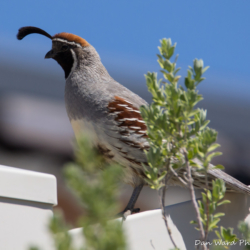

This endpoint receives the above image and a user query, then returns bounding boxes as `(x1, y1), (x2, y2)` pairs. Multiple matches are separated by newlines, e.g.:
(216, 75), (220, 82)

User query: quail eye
(61, 44), (69, 51)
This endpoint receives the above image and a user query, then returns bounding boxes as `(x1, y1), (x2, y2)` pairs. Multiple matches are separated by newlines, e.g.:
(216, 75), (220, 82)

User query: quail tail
(186, 166), (250, 195)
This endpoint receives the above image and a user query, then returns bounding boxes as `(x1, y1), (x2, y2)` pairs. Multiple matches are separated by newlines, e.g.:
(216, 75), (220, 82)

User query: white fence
(0, 165), (249, 250)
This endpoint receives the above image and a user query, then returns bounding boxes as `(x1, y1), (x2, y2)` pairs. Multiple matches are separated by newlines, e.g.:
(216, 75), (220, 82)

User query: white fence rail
(0, 165), (249, 250)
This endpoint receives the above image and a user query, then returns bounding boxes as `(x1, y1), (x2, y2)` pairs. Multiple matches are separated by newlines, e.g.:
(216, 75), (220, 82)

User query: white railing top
(0, 165), (57, 205)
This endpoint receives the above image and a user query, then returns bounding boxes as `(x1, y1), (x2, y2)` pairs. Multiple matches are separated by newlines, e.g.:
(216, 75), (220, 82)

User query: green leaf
(213, 164), (224, 170)
(212, 185), (219, 200)
(207, 190), (212, 201)
(202, 192), (207, 203)
(220, 227), (238, 242)
(217, 200), (231, 206)
(214, 212), (225, 218)
(215, 230), (222, 239)
(164, 72), (175, 82)
(174, 67), (181, 75)
(206, 152), (222, 163)
(158, 171), (167, 181)
(208, 218), (220, 231)
(168, 45), (176, 58)
(190, 220), (197, 224)
(185, 77), (195, 90)
(207, 143), (221, 153)
(164, 59), (173, 72)
(188, 109), (200, 117)
(202, 66), (210, 74)
(199, 120), (210, 131)
(190, 160), (203, 169)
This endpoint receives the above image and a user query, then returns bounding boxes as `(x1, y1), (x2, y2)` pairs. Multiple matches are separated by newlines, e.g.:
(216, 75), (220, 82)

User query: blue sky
(1, 0), (250, 102)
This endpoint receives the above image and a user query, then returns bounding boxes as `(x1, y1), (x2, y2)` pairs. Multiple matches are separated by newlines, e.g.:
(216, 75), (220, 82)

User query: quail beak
(45, 49), (57, 59)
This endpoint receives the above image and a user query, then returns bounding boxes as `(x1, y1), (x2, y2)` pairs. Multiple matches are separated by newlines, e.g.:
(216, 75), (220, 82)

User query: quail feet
(116, 183), (144, 220)
(116, 207), (140, 221)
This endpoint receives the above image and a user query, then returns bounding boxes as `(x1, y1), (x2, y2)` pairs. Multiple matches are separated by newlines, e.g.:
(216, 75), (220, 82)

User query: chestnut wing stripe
(108, 96), (148, 140)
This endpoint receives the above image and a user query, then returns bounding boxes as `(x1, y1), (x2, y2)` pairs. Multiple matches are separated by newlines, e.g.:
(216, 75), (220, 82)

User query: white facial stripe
(52, 38), (82, 48)
(66, 49), (78, 80)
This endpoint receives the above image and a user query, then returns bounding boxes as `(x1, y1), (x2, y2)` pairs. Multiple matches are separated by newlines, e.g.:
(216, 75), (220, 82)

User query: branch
(183, 149), (206, 250)
(159, 174), (178, 249)
(169, 165), (188, 187)
(204, 173), (210, 242)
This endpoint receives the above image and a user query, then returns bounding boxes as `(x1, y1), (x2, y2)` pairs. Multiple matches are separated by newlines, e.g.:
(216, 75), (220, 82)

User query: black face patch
(53, 49), (74, 79)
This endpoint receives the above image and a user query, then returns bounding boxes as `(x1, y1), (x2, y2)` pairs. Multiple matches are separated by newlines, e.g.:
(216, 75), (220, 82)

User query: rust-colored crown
(17, 27), (90, 47)
(53, 32), (90, 47)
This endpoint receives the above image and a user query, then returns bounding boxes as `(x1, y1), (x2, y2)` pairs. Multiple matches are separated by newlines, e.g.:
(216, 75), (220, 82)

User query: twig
(183, 149), (206, 250)
(159, 173), (178, 249)
(169, 165), (188, 187)
(204, 173), (210, 242)
(164, 154), (188, 187)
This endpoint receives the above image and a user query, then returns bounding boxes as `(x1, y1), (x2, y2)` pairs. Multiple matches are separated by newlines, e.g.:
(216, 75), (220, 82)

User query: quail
(17, 26), (250, 216)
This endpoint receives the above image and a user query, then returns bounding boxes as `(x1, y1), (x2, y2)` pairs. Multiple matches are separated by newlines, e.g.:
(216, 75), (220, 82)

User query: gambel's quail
(17, 26), (250, 216)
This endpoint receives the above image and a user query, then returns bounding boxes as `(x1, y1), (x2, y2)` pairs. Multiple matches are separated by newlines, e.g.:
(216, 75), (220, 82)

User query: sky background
(1, 0), (250, 102)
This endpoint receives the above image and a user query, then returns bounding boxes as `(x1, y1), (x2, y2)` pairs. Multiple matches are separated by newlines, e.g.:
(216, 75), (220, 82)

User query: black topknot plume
(17, 26), (52, 40)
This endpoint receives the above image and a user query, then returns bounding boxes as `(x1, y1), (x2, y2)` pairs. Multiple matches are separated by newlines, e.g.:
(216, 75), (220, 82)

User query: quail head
(17, 26), (250, 216)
